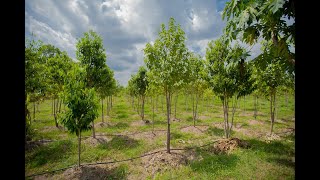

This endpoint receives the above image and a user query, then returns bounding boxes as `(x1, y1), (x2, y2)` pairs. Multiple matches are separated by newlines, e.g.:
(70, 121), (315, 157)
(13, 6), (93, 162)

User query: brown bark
(102, 99), (104, 123)
(174, 94), (178, 119)
(78, 128), (81, 167)
(141, 95), (145, 121)
(33, 102), (36, 121)
(166, 89), (171, 154)
(92, 120), (96, 138)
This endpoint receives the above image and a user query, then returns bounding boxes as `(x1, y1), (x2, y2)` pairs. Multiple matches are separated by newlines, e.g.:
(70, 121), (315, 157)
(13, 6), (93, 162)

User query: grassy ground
(26, 93), (295, 179)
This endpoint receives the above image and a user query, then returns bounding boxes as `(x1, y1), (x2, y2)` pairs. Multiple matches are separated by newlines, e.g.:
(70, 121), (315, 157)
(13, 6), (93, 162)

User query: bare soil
(208, 138), (250, 154)
(130, 120), (150, 127)
(129, 130), (166, 142)
(141, 150), (189, 177)
(83, 136), (110, 147)
(248, 119), (265, 125)
(180, 126), (209, 135)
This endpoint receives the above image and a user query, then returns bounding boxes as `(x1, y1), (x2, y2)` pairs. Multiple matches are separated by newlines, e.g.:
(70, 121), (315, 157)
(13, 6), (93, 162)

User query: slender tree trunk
(92, 120), (96, 138)
(102, 99), (104, 123)
(33, 102), (36, 121)
(254, 96), (257, 120)
(111, 95), (113, 108)
(195, 93), (199, 125)
(223, 97), (228, 138)
(244, 96), (246, 113)
(185, 93), (188, 112)
(226, 97), (229, 138)
(270, 91), (276, 135)
(174, 94), (178, 119)
(230, 96), (237, 132)
(161, 95), (164, 112)
(53, 98), (58, 128)
(142, 95), (145, 121)
(152, 96), (155, 134)
(166, 90), (171, 154)
(192, 93), (195, 127)
(78, 128), (81, 167)
(52, 97), (54, 115)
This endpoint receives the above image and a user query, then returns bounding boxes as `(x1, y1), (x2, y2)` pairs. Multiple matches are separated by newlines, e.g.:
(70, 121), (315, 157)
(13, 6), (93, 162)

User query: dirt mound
(248, 120), (264, 125)
(130, 131), (166, 142)
(83, 136), (110, 147)
(180, 126), (209, 134)
(264, 133), (281, 143)
(141, 150), (188, 176)
(209, 138), (250, 154)
(95, 122), (111, 128)
(130, 120), (150, 127)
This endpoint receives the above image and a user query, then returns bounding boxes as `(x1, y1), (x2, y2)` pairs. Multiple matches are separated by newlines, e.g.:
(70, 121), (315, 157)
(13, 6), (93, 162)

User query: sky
(25, 0), (264, 86)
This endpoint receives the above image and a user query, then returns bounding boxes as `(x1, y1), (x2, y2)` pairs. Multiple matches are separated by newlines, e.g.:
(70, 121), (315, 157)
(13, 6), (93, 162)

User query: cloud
(25, 0), (264, 86)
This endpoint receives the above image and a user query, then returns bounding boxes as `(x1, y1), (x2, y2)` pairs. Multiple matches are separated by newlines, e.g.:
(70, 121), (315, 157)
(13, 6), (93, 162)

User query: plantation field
(26, 93), (295, 179)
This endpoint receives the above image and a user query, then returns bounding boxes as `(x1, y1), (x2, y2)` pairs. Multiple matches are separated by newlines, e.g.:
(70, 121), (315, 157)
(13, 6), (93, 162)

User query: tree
(96, 66), (114, 123)
(205, 37), (248, 138)
(188, 52), (207, 126)
(46, 48), (73, 127)
(222, 0), (295, 69)
(252, 40), (287, 134)
(59, 65), (99, 167)
(130, 66), (149, 122)
(76, 30), (109, 138)
(25, 37), (47, 141)
(144, 17), (190, 153)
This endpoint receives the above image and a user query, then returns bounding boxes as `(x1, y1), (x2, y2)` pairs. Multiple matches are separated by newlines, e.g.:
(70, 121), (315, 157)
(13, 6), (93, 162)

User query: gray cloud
(26, 0), (263, 86)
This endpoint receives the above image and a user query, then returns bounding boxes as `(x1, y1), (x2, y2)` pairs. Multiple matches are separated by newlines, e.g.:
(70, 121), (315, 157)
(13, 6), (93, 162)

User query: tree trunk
(107, 96), (110, 116)
(161, 95), (164, 112)
(270, 91), (276, 135)
(92, 121), (96, 138)
(244, 96), (246, 113)
(52, 97), (54, 115)
(192, 93), (195, 127)
(223, 97), (227, 138)
(102, 99), (104, 123)
(254, 96), (257, 120)
(152, 96), (155, 134)
(166, 90), (171, 154)
(174, 94), (178, 119)
(78, 128), (81, 167)
(142, 95), (145, 121)
(33, 102), (36, 121)
(53, 98), (58, 128)
(111, 95), (113, 108)
(195, 93), (199, 126)
(185, 93), (188, 112)
(230, 96), (237, 133)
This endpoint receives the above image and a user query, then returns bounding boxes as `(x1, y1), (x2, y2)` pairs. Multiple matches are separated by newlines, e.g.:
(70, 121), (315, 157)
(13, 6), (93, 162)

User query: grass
(26, 93), (295, 179)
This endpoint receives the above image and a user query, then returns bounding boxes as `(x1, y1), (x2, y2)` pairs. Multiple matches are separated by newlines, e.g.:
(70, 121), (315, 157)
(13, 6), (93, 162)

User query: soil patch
(248, 119), (264, 125)
(208, 138), (250, 154)
(130, 120), (150, 127)
(35, 164), (122, 180)
(180, 126), (209, 135)
(41, 126), (64, 132)
(83, 136), (110, 147)
(25, 140), (52, 151)
(130, 130), (166, 142)
(198, 115), (210, 120)
(141, 150), (189, 176)
(95, 122), (112, 128)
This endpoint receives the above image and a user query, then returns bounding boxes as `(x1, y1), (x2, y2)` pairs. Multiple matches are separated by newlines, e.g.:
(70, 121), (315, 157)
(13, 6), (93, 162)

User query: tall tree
(59, 65), (99, 167)
(205, 37), (247, 138)
(76, 30), (109, 138)
(252, 40), (287, 134)
(144, 17), (190, 153)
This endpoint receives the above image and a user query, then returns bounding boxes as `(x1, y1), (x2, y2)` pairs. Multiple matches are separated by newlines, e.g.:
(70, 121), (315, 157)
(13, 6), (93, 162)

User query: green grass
(26, 93), (295, 179)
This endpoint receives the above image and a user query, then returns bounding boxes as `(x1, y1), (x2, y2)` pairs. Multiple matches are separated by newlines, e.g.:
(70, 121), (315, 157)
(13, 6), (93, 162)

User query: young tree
(252, 40), (287, 134)
(25, 38), (47, 141)
(144, 17), (190, 153)
(131, 66), (149, 122)
(46, 49), (73, 127)
(59, 66), (99, 167)
(76, 30), (109, 138)
(188, 53), (207, 126)
(205, 37), (245, 138)
(96, 66), (114, 123)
